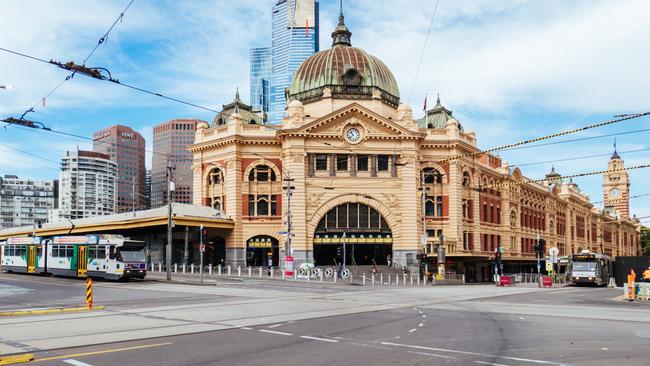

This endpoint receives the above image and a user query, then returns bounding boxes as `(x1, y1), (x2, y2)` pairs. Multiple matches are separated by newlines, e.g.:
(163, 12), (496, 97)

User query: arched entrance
(205, 235), (226, 266)
(313, 202), (392, 266)
(246, 235), (279, 267)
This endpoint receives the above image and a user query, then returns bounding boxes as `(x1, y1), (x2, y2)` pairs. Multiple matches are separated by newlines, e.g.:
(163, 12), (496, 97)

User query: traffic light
(539, 239), (545, 256)
(494, 248), (501, 263)
(420, 253), (427, 261)
(201, 228), (207, 243)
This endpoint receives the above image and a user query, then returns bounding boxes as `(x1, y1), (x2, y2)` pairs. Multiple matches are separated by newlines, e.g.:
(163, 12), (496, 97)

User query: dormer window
(344, 68), (361, 87)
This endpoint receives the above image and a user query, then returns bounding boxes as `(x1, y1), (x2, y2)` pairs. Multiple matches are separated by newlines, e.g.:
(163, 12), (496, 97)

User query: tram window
(357, 155), (368, 171)
(66, 246), (73, 258)
(109, 246), (116, 259)
(37, 246), (43, 257)
(377, 155), (389, 171)
(98, 246), (106, 259)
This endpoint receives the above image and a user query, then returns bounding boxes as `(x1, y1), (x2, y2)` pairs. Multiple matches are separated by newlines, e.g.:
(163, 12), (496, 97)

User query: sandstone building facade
(189, 13), (640, 280)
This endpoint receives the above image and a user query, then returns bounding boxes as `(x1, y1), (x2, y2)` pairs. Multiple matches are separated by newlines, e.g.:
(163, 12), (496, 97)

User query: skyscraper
(266, 0), (319, 124)
(250, 47), (271, 117)
(151, 119), (201, 208)
(54, 150), (117, 220)
(92, 125), (146, 212)
(0, 175), (58, 228)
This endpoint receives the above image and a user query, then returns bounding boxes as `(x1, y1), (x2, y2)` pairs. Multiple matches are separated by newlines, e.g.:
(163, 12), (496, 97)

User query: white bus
(1, 234), (146, 280)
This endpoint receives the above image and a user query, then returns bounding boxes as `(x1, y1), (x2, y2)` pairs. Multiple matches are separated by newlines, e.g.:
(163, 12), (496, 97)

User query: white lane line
(475, 361), (510, 366)
(240, 326), (252, 330)
(409, 328), (417, 333)
(300, 335), (339, 343)
(268, 324), (283, 328)
(380, 342), (567, 365)
(518, 316), (526, 320)
(259, 329), (293, 336)
(409, 351), (457, 360)
(63, 360), (93, 366)
(418, 323), (424, 327)
(422, 314), (426, 318)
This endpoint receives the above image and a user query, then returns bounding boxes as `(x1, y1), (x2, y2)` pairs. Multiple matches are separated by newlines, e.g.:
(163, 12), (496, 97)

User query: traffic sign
(548, 247), (559, 257)
(277, 230), (288, 235)
(545, 261), (553, 271)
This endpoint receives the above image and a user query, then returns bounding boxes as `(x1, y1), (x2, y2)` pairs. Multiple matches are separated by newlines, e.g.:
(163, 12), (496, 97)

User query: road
(1, 273), (649, 366)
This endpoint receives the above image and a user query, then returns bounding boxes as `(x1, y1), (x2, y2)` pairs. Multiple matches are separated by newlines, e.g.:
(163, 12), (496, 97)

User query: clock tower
(602, 145), (630, 218)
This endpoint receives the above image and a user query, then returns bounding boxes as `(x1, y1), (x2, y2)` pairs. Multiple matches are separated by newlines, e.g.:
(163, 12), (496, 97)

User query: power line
(82, 0), (136, 65)
(592, 193), (650, 205)
(407, 0), (440, 104)
(502, 128), (650, 153)
(439, 112), (650, 163)
(511, 147), (650, 168)
(476, 163), (650, 190)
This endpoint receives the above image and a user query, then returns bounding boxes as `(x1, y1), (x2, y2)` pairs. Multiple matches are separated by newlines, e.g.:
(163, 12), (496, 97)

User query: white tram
(1, 234), (146, 280)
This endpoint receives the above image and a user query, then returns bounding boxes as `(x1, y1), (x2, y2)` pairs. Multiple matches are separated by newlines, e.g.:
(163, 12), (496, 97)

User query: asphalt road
(1, 273), (649, 366)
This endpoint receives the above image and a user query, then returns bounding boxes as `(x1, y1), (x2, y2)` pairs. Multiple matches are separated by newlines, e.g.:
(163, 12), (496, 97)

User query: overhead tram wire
(407, 0), (440, 104)
(10, 0), (137, 120)
(438, 112), (650, 164)
(592, 193), (650, 205)
(475, 163), (650, 191)
(511, 147), (650, 168)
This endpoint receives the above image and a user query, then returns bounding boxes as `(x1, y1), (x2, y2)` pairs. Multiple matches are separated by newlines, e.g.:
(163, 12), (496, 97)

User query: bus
(1, 234), (146, 280)
(570, 250), (613, 286)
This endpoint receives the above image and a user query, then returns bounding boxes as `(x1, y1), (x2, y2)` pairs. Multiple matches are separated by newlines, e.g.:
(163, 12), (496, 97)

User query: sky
(1, 0), (649, 220)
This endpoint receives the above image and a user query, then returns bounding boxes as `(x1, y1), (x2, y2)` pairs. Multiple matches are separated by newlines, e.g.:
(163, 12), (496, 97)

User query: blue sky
(1, 0), (649, 219)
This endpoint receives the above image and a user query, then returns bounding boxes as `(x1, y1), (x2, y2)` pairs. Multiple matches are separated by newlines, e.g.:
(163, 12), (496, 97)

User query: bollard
(410, 275), (413, 286)
(238, 266), (242, 277)
(150, 263), (154, 271)
(158, 263), (162, 272)
(388, 274), (392, 286)
(372, 274), (375, 286)
(208, 264), (212, 276)
(86, 277), (93, 309)
(380, 273), (384, 285)
(320, 269), (323, 282)
(191, 264), (195, 274)
(218, 265), (222, 276)
(294, 270), (298, 280)
(227, 265), (232, 276)
(424, 274), (428, 286)
(248, 267), (252, 277)
(182, 264), (186, 274)
(307, 270), (310, 282)
(417, 276), (420, 286)
(333, 272), (337, 283)
(363, 273), (366, 286)
(259, 267), (263, 278)
(282, 269), (286, 280)
(403, 273), (407, 286)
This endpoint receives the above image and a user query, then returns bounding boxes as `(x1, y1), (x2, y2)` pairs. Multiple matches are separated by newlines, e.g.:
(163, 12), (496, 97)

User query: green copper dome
(287, 11), (400, 107)
(212, 90), (263, 127)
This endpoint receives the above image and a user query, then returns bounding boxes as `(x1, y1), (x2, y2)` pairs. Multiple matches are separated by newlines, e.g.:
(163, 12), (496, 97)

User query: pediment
(281, 103), (424, 140)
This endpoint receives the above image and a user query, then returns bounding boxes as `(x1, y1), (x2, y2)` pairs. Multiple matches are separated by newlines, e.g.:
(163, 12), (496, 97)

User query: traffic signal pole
(536, 234), (541, 277)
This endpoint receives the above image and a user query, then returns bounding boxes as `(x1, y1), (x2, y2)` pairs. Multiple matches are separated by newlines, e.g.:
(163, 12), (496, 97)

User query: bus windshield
(573, 261), (597, 271)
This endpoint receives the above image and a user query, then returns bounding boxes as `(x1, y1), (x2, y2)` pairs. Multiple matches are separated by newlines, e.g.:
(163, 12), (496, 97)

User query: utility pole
(283, 177), (295, 259)
(166, 166), (175, 281)
(536, 234), (541, 276)
(420, 169), (428, 278)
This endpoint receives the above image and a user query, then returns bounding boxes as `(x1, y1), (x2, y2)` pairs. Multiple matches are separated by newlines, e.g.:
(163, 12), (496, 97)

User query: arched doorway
(313, 203), (392, 266)
(246, 235), (279, 267)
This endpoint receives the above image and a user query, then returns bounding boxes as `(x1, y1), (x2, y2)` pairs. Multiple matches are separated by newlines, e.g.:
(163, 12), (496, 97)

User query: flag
(306, 19), (309, 37)
(423, 95), (427, 111)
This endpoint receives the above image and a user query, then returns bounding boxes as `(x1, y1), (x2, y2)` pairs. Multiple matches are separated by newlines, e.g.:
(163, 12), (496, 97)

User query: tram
(569, 250), (613, 286)
(0, 234), (146, 280)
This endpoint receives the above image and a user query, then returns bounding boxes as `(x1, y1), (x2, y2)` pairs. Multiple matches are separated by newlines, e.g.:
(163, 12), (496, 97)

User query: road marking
(409, 328), (417, 333)
(519, 317), (526, 320)
(34, 343), (172, 362)
(409, 351), (456, 360)
(380, 342), (566, 365)
(300, 336), (339, 343)
(259, 329), (292, 336)
(475, 361), (510, 366)
(268, 324), (283, 328)
(240, 327), (252, 330)
(418, 323), (424, 327)
(63, 359), (93, 366)
(422, 314), (426, 318)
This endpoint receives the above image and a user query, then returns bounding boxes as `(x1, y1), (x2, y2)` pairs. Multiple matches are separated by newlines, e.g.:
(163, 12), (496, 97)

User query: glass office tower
(250, 47), (272, 118)
(268, 0), (319, 124)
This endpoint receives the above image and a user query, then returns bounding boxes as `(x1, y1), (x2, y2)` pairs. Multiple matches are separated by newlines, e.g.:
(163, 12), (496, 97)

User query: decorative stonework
(383, 193), (400, 210)
(284, 153), (305, 164)
(306, 192), (325, 209)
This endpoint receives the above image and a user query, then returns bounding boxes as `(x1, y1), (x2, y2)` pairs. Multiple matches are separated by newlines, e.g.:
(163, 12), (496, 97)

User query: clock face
(346, 127), (361, 142)
(610, 188), (620, 197)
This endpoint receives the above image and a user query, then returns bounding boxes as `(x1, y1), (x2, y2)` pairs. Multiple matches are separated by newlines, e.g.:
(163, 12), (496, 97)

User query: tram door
(27, 245), (37, 273)
(77, 245), (88, 277)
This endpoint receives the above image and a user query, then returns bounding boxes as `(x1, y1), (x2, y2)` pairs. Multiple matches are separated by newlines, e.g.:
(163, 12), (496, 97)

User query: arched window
(510, 211), (517, 227)
(246, 163), (280, 217)
(422, 167), (443, 184)
(462, 172), (471, 187)
(248, 165), (277, 182)
(207, 168), (224, 211)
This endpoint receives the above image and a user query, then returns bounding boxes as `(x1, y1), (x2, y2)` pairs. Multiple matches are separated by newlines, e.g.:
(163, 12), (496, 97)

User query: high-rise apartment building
(92, 125), (146, 212)
(0, 175), (58, 228)
(265, 0), (319, 124)
(250, 47), (272, 117)
(151, 119), (201, 208)
(55, 150), (117, 220)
